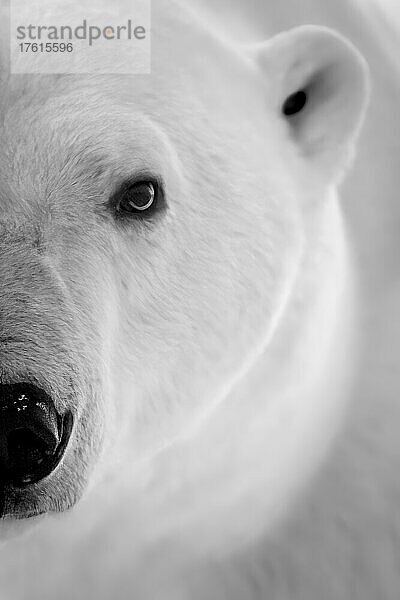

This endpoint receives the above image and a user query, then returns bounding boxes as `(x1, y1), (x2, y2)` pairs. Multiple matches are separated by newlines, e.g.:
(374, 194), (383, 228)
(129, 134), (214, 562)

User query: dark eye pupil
(282, 90), (307, 116)
(122, 182), (155, 212)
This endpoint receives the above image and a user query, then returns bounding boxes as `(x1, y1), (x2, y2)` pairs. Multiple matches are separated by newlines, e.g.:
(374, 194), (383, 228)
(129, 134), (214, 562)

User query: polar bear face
(0, 6), (369, 518)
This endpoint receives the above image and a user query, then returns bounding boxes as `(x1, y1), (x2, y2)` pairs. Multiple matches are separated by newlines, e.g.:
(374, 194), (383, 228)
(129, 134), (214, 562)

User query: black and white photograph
(0, 0), (399, 598)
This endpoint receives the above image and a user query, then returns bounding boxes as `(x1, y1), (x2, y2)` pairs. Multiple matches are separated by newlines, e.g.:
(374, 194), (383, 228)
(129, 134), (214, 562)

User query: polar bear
(0, 0), (375, 598)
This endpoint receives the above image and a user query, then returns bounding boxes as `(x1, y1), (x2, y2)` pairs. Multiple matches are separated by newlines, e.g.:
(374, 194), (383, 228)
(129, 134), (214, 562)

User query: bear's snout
(0, 383), (73, 490)
(0, 235), (106, 517)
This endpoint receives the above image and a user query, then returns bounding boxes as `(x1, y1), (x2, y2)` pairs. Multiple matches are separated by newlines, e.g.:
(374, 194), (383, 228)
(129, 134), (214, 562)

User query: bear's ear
(249, 25), (370, 184)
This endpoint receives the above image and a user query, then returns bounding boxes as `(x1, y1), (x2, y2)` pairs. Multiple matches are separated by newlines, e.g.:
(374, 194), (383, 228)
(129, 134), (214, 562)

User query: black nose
(0, 383), (71, 487)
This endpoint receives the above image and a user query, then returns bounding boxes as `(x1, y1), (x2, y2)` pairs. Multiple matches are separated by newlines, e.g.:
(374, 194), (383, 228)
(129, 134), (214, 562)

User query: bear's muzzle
(0, 383), (73, 491)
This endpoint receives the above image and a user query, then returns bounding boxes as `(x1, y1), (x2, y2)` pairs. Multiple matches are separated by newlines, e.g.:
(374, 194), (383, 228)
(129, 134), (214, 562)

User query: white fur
(0, 1), (384, 598)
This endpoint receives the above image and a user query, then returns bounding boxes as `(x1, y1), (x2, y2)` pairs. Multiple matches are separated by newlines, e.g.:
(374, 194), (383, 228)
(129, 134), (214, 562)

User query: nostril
(7, 428), (50, 482)
(0, 383), (72, 487)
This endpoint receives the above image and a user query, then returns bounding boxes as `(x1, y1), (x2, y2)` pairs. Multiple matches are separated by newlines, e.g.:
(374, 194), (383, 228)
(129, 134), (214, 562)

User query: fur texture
(0, 1), (380, 598)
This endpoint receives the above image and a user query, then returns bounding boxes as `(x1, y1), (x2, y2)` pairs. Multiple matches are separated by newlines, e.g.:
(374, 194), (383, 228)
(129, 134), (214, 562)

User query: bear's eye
(112, 180), (162, 218)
